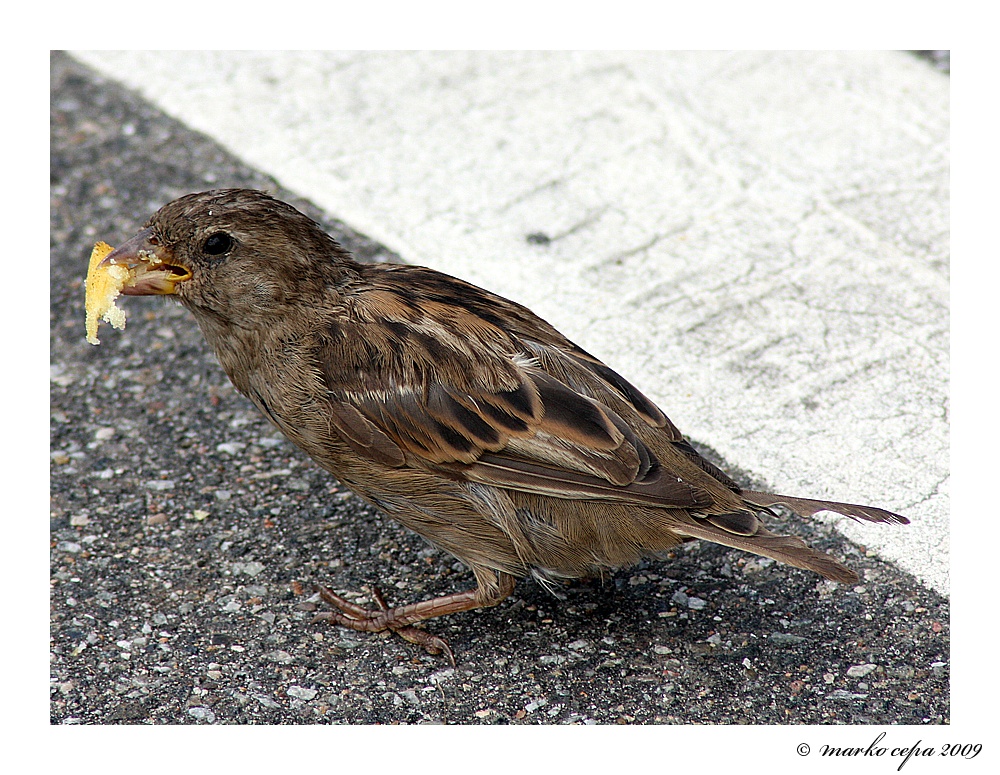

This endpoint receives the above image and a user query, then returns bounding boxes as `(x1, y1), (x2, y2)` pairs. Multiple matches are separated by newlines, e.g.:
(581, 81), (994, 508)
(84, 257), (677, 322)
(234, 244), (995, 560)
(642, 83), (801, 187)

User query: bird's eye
(203, 232), (233, 255)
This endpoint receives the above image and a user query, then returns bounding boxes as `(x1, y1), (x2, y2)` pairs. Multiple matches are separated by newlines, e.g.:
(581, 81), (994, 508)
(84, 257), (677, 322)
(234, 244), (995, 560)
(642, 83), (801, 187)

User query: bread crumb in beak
(84, 241), (132, 345)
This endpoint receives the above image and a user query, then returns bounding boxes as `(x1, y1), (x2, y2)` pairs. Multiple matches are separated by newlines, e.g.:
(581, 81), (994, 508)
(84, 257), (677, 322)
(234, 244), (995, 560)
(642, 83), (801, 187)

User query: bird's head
(101, 189), (351, 326)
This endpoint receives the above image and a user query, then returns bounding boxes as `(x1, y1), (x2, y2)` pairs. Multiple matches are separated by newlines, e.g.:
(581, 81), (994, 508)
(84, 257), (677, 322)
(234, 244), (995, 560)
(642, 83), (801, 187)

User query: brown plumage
(100, 189), (907, 662)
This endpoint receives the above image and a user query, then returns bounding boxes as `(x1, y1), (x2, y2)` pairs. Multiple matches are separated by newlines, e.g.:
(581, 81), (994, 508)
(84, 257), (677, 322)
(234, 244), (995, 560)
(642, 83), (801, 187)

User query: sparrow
(98, 188), (907, 663)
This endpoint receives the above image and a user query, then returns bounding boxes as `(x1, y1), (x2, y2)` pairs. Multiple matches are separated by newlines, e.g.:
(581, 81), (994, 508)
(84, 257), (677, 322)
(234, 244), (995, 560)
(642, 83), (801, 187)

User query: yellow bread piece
(85, 241), (133, 345)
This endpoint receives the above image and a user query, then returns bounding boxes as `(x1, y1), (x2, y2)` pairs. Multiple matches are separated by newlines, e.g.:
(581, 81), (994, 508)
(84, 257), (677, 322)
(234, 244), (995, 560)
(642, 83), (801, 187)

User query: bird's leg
(313, 573), (516, 665)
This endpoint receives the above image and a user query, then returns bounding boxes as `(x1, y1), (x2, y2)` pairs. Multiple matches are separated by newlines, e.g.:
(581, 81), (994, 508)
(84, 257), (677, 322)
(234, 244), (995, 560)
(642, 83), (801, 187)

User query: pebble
(846, 663), (878, 678)
(428, 668), (455, 685)
(233, 561), (266, 577)
(742, 557), (775, 574)
(144, 480), (174, 491)
(827, 689), (869, 700)
(187, 707), (216, 723)
(769, 632), (807, 646)
(50, 365), (75, 387)
(216, 442), (247, 455)
(252, 693), (281, 709)
(287, 686), (318, 701)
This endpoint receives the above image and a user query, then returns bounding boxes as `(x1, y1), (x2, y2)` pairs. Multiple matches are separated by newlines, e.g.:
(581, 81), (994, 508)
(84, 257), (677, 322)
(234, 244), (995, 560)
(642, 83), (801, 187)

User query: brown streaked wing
(567, 350), (670, 429)
(316, 268), (711, 508)
(326, 400), (406, 468)
(456, 453), (712, 509)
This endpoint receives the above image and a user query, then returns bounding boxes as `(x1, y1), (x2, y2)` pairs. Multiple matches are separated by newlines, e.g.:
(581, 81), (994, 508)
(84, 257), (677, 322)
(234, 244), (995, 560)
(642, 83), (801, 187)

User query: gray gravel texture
(50, 51), (949, 725)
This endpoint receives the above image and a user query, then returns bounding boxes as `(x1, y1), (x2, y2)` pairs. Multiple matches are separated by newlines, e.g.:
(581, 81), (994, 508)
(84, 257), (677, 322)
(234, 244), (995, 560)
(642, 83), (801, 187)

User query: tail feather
(678, 518), (860, 584)
(741, 490), (908, 526)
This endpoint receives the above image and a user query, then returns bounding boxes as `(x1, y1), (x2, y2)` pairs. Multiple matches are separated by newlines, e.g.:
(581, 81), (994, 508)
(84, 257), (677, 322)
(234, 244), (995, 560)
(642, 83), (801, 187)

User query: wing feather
(315, 268), (710, 508)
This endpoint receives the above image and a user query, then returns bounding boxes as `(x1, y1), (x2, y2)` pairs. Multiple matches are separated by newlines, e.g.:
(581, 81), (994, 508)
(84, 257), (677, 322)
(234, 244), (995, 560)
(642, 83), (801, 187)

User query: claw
(312, 583), (456, 663)
(309, 573), (514, 665)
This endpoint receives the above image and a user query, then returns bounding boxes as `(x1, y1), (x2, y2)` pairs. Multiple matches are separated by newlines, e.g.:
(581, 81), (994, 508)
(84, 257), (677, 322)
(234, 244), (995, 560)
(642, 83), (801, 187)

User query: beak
(101, 227), (192, 295)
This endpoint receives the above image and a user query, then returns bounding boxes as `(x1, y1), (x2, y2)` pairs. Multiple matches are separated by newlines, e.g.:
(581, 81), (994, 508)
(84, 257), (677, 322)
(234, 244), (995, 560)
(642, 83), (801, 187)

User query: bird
(97, 188), (907, 663)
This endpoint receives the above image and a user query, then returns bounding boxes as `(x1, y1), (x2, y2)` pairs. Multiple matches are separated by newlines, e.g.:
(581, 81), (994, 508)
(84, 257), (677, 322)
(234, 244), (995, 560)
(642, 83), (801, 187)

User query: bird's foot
(313, 584), (455, 665)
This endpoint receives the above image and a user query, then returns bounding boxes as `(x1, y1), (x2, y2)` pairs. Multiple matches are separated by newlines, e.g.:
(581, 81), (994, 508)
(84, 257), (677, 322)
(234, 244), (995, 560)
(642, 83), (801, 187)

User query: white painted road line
(75, 51), (948, 594)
